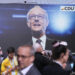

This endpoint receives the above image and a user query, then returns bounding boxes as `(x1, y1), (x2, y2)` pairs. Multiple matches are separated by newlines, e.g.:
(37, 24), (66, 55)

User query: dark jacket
(34, 52), (51, 73)
(26, 65), (41, 75)
(42, 61), (70, 75)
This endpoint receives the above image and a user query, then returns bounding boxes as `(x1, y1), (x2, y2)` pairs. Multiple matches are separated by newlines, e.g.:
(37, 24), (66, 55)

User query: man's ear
(60, 53), (64, 58)
(31, 56), (35, 62)
(47, 19), (49, 26)
(27, 21), (30, 28)
(45, 19), (49, 28)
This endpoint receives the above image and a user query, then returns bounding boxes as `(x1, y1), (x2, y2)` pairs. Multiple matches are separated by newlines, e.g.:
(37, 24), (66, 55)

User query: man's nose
(34, 19), (39, 22)
(34, 16), (39, 22)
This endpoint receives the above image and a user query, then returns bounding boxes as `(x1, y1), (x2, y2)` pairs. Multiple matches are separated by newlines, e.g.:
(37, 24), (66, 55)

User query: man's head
(52, 45), (69, 64)
(7, 47), (15, 59)
(27, 6), (49, 36)
(17, 44), (35, 69)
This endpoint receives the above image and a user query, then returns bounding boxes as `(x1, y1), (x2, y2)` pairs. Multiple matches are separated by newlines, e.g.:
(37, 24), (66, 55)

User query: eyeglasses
(17, 54), (32, 59)
(28, 14), (47, 20)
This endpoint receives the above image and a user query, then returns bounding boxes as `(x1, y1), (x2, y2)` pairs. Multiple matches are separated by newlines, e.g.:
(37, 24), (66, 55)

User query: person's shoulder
(46, 36), (57, 43)
(1, 57), (9, 66)
(43, 61), (62, 71)
(45, 36), (58, 50)
(42, 64), (68, 75)
(30, 65), (41, 75)
(2, 57), (9, 63)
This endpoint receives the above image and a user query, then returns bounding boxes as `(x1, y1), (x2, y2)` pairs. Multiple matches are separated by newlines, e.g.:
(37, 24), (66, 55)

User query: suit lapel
(26, 65), (33, 75)
(45, 37), (53, 50)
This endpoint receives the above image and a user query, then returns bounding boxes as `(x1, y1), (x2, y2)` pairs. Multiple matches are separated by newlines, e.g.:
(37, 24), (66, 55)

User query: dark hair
(52, 45), (68, 60)
(52, 40), (59, 46)
(7, 47), (15, 54)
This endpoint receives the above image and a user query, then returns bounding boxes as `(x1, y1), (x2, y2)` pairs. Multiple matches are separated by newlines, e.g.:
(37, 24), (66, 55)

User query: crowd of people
(0, 41), (74, 75)
(0, 5), (75, 75)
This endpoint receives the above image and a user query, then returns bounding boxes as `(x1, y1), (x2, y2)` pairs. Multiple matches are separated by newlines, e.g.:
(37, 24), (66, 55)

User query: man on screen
(27, 5), (54, 50)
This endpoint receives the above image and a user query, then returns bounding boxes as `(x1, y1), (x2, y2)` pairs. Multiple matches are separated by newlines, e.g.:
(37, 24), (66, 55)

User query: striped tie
(36, 39), (41, 44)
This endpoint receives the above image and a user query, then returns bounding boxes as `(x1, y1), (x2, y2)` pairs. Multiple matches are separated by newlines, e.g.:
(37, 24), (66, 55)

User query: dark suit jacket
(34, 52), (51, 73)
(42, 62), (70, 75)
(45, 37), (54, 50)
(26, 65), (41, 75)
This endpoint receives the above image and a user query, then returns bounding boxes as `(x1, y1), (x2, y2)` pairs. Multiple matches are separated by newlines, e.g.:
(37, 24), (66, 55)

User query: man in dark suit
(33, 43), (51, 73)
(27, 5), (54, 50)
(26, 65), (41, 75)
(17, 44), (41, 75)
(42, 44), (70, 75)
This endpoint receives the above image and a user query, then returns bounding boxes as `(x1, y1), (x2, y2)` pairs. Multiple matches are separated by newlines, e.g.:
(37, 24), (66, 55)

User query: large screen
(0, 4), (75, 56)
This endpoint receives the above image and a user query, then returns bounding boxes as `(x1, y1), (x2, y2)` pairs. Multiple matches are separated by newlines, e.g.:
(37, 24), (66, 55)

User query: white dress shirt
(20, 63), (33, 75)
(32, 35), (46, 50)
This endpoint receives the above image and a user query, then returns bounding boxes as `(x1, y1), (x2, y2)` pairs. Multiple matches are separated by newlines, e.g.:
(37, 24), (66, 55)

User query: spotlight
(50, 12), (71, 34)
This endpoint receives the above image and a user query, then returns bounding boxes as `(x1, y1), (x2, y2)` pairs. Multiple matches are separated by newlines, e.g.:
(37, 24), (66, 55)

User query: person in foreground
(17, 44), (41, 75)
(1, 47), (18, 75)
(42, 44), (70, 75)
(0, 47), (4, 74)
(33, 43), (51, 73)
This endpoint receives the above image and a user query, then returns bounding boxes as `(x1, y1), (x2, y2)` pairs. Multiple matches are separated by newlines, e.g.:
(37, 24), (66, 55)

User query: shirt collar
(53, 60), (63, 67)
(32, 35), (46, 43)
(40, 35), (46, 42)
(21, 63), (33, 75)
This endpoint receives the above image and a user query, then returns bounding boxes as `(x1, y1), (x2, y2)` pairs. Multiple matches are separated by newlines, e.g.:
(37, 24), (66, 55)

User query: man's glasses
(17, 54), (32, 59)
(28, 14), (47, 20)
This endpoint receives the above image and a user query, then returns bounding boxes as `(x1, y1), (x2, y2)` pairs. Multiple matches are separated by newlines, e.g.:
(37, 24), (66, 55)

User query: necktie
(36, 39), (41, 44)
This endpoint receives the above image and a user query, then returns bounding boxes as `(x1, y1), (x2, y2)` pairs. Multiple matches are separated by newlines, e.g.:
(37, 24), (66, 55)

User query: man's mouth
(33, 24), (41, 26)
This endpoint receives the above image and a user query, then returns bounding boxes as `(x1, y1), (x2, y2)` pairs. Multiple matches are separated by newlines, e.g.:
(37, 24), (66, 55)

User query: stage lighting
(50, 12), (72, 34)
(12, 14), (26, 18)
